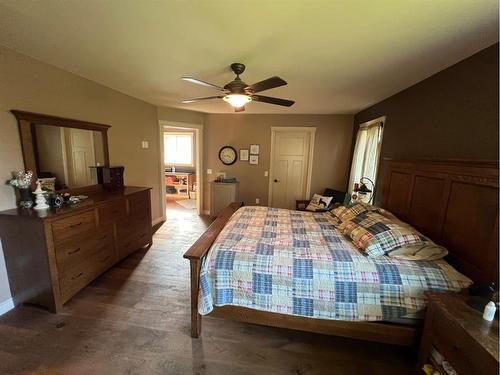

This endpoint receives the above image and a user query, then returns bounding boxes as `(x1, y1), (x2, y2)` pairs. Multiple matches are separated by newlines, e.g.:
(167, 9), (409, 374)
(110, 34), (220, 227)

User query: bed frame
(184, 159), (498, 346)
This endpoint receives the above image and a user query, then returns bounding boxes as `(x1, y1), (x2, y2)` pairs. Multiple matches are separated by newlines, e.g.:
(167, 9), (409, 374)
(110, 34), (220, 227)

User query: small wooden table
(416, 293), (499, 375)
(165, 172), (196, 198)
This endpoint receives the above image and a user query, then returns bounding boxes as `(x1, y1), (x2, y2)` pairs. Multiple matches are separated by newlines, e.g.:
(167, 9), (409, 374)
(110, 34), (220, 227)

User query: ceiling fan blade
(181, 77), (223, 91)
(252, 95), (295, 107)
(247, 76), (287, 93)
(182, 96), (223, 104)
(234, 106), (245, 113)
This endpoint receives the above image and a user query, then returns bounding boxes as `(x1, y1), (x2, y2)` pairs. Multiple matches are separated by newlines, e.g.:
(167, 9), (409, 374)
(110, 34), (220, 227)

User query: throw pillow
(305, 194), (333, 212)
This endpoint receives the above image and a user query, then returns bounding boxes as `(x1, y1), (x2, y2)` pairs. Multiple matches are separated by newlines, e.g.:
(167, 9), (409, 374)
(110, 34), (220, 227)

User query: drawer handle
(71, 272), (83, 280)
(69, 222), (83, 228)
(68, 247), (81, 255)
(97, 235), (107, 241)
(100, 255), (111, 263)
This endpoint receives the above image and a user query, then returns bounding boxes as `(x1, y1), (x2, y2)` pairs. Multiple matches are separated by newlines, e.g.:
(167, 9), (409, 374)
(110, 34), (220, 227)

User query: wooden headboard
(378, 158), (499, 285)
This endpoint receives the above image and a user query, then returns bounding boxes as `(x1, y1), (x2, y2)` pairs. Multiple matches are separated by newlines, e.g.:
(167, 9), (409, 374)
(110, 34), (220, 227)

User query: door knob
(274, 179), (279, 183)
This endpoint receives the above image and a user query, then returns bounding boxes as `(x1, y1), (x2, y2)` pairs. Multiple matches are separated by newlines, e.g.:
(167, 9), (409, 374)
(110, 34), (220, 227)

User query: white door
(269, 128), (315, 209)
(65, 129), (96, 187)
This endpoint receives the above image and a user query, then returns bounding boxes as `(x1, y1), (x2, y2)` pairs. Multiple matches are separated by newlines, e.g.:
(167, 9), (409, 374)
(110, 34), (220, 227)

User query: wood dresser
(416, 293), (499, 375)
(0, 186), (152, 313)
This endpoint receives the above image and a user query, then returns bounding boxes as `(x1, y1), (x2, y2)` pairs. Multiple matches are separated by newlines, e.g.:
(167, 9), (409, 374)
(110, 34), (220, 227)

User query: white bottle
(483, 301), (497, 321)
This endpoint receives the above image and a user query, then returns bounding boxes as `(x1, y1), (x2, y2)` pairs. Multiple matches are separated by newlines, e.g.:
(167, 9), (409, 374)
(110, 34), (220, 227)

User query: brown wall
(0, 45), (161, 305)
(203, 114), (354, 211)
(355, 43), (499, 161)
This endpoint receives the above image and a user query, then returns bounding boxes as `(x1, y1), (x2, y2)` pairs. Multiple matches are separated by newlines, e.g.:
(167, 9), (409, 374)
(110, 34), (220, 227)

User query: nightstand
(416, 293), (499, 375)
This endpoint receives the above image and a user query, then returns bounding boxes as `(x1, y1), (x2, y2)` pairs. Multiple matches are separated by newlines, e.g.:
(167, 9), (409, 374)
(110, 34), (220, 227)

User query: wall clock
(219, 146), (237, 165)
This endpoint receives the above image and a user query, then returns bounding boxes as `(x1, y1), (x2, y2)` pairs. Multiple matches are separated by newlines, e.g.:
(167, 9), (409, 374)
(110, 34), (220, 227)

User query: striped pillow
(338, 211), (428, 257)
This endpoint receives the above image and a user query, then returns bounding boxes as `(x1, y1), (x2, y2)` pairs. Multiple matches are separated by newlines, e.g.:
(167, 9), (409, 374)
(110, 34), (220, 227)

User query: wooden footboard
(183, 202), (243, 337)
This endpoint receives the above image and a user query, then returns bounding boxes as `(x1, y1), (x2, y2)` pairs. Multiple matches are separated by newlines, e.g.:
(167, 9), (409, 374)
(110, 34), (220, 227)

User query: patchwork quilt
(198, 206), (472, 321)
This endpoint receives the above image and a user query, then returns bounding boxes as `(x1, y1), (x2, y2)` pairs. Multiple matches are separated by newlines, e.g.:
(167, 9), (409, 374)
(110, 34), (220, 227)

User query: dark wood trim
(11, 110), (111, 132)
(11, 110), (111, 187)
(209, 306), (418, 346)
(183, 202), (243, 338)
(378, 158), (499, 284)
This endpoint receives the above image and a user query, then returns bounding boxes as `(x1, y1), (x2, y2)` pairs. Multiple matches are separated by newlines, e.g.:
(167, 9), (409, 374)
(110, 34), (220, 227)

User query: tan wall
(203, 114), (354, 211)
(0, 45), (161, 304)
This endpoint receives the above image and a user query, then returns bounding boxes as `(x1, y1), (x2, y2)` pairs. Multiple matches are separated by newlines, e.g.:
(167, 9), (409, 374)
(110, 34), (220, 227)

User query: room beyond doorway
(159, 121), (204, 220)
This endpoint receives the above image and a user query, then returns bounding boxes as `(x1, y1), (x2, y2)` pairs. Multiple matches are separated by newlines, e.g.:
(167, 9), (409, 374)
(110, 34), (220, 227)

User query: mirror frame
(11, 110), (111, 189)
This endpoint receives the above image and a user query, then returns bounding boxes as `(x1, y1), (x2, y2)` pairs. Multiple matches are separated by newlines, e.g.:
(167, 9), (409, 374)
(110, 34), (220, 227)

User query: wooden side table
(416, 293), (499, 375)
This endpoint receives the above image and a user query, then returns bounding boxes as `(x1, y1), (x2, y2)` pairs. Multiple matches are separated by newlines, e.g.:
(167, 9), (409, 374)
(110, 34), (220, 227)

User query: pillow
(338, 211), (428, 257)
(388, 243), (448, 261)
(330, 202), (379, 222)
(306, 194), (333, 212)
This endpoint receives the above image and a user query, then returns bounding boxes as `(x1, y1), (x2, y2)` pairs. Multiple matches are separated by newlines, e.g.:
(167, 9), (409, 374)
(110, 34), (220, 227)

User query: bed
(184, 159), (498, 345)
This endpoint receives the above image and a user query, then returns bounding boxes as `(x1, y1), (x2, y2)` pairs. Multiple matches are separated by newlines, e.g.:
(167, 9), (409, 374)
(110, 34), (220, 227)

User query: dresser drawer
(55, 226), (114, 271)
(98, 199), (126, 225)
(117, 225), (151, 259)
(430, 310), (497, 375)
(116, 210), (150, 238)
(59, 243), (116, 302)
(128, 191), (150, 215)
(52, 210), (96, 243)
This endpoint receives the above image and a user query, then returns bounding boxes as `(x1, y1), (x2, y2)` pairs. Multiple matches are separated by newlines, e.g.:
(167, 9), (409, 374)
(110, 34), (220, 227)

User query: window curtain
(348, 122), (383, 194)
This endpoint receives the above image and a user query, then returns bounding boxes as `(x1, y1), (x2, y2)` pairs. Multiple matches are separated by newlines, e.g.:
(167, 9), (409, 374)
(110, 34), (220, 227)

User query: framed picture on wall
(250, 144), (260, 155)
(240, 149), (249, 161)
(249, 155), (259, 165)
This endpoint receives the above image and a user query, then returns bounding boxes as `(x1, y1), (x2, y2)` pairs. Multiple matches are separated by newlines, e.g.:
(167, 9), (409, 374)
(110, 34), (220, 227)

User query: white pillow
(305, 194), (333, 212)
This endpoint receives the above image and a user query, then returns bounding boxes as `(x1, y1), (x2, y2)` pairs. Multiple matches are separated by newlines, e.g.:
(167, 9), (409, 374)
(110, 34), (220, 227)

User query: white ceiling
(0, 0), (498, 114)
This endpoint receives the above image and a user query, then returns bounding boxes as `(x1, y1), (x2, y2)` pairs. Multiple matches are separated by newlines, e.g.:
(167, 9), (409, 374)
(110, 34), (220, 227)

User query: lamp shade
(223, 94), (252, 108)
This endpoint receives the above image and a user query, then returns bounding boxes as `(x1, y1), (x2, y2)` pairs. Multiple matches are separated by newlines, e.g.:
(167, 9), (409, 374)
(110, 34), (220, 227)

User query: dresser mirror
(11, 110), (110, 190)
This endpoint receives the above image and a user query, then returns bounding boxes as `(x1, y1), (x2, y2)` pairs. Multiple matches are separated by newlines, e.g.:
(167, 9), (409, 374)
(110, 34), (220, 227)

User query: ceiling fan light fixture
(223, 94), (252, 108)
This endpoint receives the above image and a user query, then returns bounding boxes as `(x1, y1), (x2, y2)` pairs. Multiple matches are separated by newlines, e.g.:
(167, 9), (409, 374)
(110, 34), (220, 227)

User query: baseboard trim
(0, 298), (15, 316)
(152, 217), (164, 226)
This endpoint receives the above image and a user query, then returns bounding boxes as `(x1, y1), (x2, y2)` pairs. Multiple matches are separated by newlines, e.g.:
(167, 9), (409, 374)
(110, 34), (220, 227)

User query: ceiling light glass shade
(223, 94), (252, 108)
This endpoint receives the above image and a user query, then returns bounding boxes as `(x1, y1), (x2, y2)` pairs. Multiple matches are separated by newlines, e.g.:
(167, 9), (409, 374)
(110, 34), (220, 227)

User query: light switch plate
(141, 141), (149, 149)
(207, 169), (212, 175)
(264, 171), (269, 177)
(255, 198), (260, 204)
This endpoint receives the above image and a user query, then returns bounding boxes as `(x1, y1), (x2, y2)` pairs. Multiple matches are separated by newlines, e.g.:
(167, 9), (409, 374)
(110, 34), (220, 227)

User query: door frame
(158, 120), (204, 221)
(268, 126), (316, 208)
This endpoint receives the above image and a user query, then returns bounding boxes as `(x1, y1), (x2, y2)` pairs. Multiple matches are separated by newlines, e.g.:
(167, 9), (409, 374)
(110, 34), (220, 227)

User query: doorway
(268, 127), (315, 209)
(158, 121), (203, 221)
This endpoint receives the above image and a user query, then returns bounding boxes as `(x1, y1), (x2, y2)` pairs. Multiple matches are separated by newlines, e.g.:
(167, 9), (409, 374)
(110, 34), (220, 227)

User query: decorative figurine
(33, 180), (49, 210)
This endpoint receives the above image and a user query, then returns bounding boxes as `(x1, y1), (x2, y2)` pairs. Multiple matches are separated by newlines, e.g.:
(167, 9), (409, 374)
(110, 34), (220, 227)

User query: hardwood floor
(0, 203), (415, 374)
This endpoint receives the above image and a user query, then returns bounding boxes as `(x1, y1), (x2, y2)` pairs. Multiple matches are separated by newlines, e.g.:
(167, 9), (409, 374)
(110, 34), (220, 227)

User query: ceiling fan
(181, 63), (295, 112)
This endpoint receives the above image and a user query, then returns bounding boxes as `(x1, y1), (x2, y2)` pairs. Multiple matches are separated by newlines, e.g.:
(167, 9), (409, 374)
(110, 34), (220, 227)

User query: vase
(18, 187), (33, 209)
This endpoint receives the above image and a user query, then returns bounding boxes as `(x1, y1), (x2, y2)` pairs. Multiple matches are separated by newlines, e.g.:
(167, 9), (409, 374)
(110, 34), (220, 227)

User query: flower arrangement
(7, 171), (33, 189)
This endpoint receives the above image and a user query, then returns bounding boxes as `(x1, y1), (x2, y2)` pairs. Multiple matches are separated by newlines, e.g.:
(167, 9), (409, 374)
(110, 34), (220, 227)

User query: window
(164, 132), (194, 166)
(348, 118), (384, 196)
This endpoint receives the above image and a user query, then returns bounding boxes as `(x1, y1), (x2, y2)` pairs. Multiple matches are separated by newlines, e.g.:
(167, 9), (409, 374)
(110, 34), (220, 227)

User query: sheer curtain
(348, 121), (383, 195)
